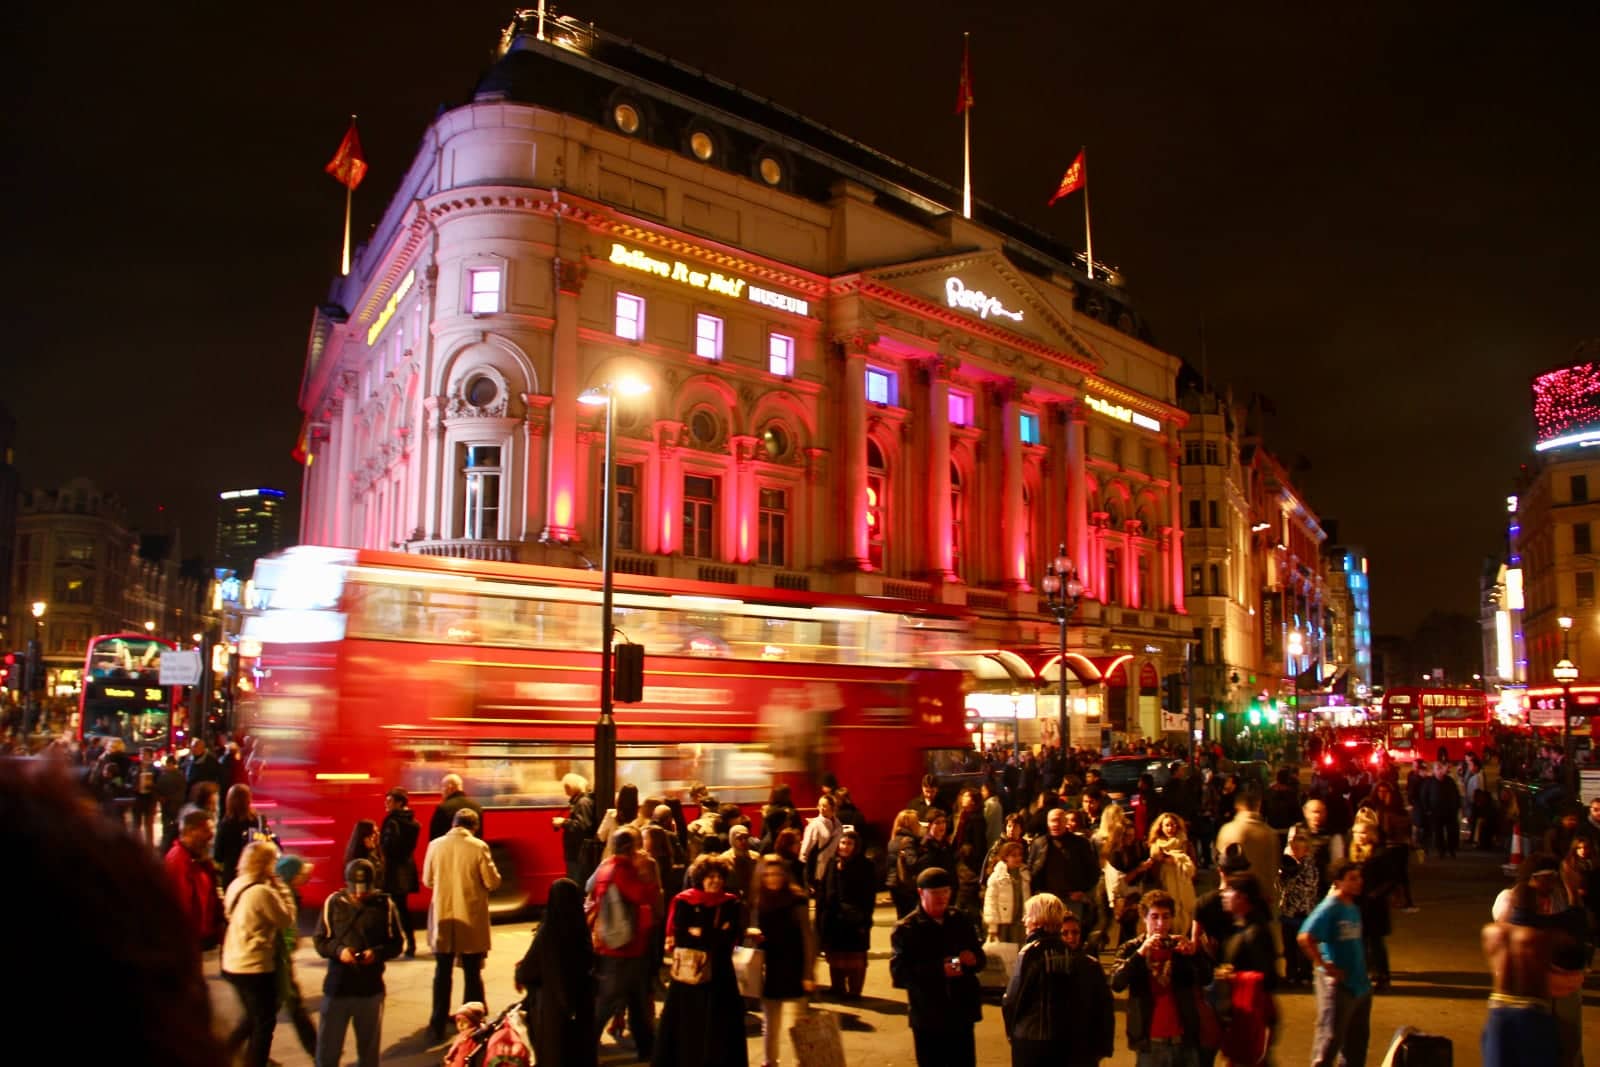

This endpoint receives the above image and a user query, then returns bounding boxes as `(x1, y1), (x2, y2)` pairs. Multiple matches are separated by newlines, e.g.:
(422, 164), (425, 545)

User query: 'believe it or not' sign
(159, 649), (202, 687)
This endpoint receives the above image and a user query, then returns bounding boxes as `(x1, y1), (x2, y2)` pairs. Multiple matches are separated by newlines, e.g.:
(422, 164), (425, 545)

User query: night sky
(9, 2), (1598, 634)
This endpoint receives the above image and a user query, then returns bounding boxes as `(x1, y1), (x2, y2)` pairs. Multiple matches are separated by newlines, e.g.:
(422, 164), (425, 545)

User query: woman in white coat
(982, 840), (1031, 944)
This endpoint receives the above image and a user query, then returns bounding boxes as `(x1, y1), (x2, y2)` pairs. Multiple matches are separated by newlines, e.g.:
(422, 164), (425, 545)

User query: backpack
(587, 874), (635, 951)
(1219, 970), (1275, 1066)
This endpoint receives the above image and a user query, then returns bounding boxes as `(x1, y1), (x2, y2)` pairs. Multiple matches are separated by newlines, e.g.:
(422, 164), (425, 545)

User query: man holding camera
(890, 867), (988, 1067)
(1109, 889), (1214, 1067)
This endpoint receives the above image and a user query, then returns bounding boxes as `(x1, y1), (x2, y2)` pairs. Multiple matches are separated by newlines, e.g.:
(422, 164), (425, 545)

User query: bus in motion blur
(1378, 686), (1490, 763)
(238, 547), (972, 909)
(78, 633), (185, 749)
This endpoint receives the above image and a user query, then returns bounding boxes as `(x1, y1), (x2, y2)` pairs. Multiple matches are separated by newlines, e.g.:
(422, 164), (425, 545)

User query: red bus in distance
(78, 633), (186, 751)
(237, 547), (973, 909)
(1378, 687), (1490, 763)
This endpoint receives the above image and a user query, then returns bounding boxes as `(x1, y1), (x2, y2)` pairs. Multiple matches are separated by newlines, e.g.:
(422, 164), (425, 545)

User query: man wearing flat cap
(890, 867), (988, 1067)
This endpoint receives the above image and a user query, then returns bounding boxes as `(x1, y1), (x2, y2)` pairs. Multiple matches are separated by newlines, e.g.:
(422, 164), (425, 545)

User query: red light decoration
(1532, 361), (1600, 445)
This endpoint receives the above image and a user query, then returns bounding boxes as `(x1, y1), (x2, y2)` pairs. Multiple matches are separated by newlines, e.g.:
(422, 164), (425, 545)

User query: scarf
(666, 885), (736, 936)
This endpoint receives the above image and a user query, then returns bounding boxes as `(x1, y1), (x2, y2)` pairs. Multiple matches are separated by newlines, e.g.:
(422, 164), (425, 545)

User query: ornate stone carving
(832, 329), (879, 356)
(554, 255), (585, 296)
(446, 392), (509, 419)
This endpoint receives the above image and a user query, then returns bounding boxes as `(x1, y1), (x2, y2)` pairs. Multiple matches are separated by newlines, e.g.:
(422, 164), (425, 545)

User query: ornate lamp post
(1555, 615), (1578, 792)
(23, 601), (46, 738)
(1287, 628), (1305, 741)
(578, 376), (650, 812)
(1039, 543), (1084, 750)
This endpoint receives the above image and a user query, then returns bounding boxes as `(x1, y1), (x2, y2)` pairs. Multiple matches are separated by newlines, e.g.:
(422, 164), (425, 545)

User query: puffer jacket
(1002, 931), (1114, 1057)
(222, 877), (296, 974)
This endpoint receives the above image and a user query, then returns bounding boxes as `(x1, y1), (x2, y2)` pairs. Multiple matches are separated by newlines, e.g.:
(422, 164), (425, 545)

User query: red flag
(325, 119), (368, 191)
(1048, 150), (1086, 206)
(955, 36), (974, 114)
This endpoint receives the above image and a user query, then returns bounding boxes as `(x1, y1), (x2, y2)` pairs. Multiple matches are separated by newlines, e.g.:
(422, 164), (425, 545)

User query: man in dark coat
(1422, 762), (1461, 858)
(429, 773), (485, 840)
(313, 858), (405, 1066)
(552, 773), (598, 884)
(890, 867), (987, 1067)
(379, 787), (422, 957)
(1027, 807), (1100, 922)
(184, 738), (224, 797)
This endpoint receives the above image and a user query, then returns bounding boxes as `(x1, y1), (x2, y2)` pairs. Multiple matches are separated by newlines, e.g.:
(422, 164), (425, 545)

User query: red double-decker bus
(237, 547), (972, 908)
(78, 633), (186, 750)
(1378, 687), (1490, 763)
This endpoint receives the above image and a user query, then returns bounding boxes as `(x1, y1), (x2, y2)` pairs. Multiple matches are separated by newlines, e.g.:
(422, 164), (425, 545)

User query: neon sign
(944, 277), (1022, 322)
(1085, 394), (1161, 432)
(609, 244), (809, 316)
(366, 269), (415, 345)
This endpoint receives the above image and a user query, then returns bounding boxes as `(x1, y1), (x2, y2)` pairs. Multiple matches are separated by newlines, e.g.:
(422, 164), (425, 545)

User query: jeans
(1136, 1039), (1199, 1067)
(593, 954), (656, 1059)
(317, 993), (384, 1067)
(224, 970), (279, 1067)
(762, 997), (803, 1066)
(391, 892), (415, 954)
(1311, 974), (1371, 1067)
(912, 1023), (975, 1067)
(430, 952), (485, 1030)
(1282, 917), (1311, 982)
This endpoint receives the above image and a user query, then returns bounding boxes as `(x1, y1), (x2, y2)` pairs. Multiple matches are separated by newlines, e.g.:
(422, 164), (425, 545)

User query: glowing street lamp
(1287, 628), (1305, 736)
(144, 620), (156, 634)
(578, 376), (650, 811)
(1040, 544), (1084, 749)
(1556, 615), (1578, 784)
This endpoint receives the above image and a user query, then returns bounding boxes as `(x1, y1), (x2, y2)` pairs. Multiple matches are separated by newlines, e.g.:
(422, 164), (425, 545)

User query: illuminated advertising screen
(1532, 361), (1600, 451)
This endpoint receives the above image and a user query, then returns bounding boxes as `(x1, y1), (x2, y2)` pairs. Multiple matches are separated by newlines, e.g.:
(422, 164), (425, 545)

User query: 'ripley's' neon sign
(944, 277), (1023, 322)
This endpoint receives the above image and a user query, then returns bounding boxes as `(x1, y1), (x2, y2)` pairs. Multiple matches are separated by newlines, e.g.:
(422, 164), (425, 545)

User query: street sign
(159, 649), (202, 687)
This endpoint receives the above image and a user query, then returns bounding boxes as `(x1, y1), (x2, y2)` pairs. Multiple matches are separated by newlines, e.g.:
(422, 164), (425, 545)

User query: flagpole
(1081, 145), (1093, 281)
(962, 32), (972, 220)
(340, 112), (356, 276)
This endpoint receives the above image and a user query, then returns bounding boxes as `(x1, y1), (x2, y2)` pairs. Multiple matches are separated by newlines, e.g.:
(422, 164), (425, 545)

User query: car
(1093, 756), (1176, 803)
(1318, 738), (1388, 777)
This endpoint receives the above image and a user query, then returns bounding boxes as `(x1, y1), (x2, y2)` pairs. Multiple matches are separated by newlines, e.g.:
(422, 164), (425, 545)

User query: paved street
(212, 847), (1598, 1066)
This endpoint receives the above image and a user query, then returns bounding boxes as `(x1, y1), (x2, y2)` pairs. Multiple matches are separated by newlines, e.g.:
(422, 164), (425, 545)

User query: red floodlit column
(1000, 379), (1028, 588)
(927, 355), (957, 579)
(839, 333), (871, 569)
(1065, 401), (1089, 598)
(731, 436), (757, 563)
(1167, 447), (1186, 613)
(335, 379), (357, 546)
(543, 256), (583, 542)
(655, 422), (682, 554)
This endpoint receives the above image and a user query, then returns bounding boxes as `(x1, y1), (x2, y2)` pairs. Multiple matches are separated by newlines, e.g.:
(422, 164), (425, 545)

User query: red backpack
(1220, 970), (1276, 1066)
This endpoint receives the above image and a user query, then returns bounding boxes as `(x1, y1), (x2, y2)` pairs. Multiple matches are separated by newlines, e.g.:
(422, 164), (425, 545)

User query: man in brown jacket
(422, 807), (501, 1042)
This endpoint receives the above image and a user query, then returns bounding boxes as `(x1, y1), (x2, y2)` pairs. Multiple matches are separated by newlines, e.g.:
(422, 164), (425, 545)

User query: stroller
(442, 1001), (532, 1067)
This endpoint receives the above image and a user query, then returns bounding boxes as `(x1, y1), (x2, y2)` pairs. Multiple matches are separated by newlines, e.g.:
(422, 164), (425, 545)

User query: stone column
(543, 254), (584, 541)
(422, 396), (447, 539)
(730, 435), (758, 563)
(926, 354), (957, 580)
(804, 447), (829, 571)
(522, 394), (552, 542)
(999, 379), (1028, 588)
(1065, 401), (1089, 596)
(654, 421), (683, 555)
(334, 376), (357, 546)
(1168, 443), (1186, 613)
(834, 332), (873, 570)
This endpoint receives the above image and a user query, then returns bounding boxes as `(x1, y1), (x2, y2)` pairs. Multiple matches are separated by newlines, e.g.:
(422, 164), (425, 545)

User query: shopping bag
(789, 1008), (846, 1067)
(732, 945), (765, 998)
(979, 939), (1019, 990)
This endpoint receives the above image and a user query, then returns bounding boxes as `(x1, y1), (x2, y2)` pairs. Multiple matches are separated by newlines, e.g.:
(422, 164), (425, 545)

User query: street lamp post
(23, 601), (46, 739)
(1287, 628), (1305, 744)
(1039, 543), (1084, 751)
(1555, 615), (1578, 794)
(578, 377), (649, 812)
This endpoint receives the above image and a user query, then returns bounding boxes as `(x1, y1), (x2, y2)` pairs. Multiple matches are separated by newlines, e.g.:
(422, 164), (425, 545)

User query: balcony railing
(413, 539), (523, 563)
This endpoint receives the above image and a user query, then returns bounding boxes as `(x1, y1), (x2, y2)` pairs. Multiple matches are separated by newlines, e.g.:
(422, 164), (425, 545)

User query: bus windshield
(79, 635), (179, 747)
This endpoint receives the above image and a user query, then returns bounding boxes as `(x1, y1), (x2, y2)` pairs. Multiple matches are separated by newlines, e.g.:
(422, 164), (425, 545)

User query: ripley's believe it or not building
(296, 14), (1204, 747)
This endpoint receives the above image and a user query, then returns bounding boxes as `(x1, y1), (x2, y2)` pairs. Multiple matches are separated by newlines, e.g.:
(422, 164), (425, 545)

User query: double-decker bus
(78, 633), (186, 750)
(238, 547), (973, 908)
(1378, 687), (1490, 763)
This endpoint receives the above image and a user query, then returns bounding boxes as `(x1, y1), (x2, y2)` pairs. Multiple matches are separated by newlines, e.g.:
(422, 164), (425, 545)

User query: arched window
(950, 462), (965, 580)
(866, 440), (887, 570)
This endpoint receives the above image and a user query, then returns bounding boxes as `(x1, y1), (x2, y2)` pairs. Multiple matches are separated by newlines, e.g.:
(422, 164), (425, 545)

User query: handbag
(789, 1008), (846, 1067)
(669, 946), (710, 985)
(732, 944), (765, 998)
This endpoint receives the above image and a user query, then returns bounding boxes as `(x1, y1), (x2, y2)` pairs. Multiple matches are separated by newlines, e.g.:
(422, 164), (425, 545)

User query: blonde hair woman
(1141, 812), (1197, 934)
(222, 841), (296, 1067)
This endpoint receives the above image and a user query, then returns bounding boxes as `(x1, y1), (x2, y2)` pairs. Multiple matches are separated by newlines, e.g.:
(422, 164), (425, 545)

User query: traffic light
(614, 642), (645, 703)
(0, 652), (16, 695)
(1162, 673), (1182, 716)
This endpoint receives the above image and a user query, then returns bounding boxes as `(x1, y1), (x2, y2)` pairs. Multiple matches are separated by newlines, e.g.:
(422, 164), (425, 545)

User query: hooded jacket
(222, 877), (296, 974)
(314, 887), (404, 997)
(1002, 931), (1114, 1058)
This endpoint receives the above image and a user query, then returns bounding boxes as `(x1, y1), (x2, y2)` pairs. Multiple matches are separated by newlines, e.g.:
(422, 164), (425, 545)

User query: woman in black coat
(752, 855), (814, 1067)
(815, 829), (876, 998)
(515, 878), (596, 1067)
(654, 854), (748, 1067)
(914, 808), (958, 881)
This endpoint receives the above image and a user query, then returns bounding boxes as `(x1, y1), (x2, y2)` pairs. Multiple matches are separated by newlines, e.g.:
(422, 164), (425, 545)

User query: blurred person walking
(655, 854), (748, 1067)
(553, 772), (598, 884)
(752, 853), (816, 1066)
(1298, 860), (1372, 1067)
(515, 877), (597, 1067)
(217, 783), (269, 887)
(222, 840), (297, 1067)
(422, 807), (502, 1043)
(379, 787), (421, 957)
(816, 828), (875, 998)
(799, 791), (843, 889)
(429, 772), (484, 840)
(313, 857), (405, 1067)
(274, 854), (319, 1059)
(1002, 895), (1113, 1067)
(1278, 825), (1321, 985)
(165, 806), (224, 950)
(344, 818), (385, 891)
(886, 809), (923, 918)
(591, 828), (661, 1060)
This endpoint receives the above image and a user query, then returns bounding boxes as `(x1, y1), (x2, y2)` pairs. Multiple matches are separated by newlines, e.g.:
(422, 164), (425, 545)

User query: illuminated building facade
(1245, 445), (1328, 719)
(295, 14), (1195, 741)
(1322, 543), (1372, 700)
(215, 488), (287, 575)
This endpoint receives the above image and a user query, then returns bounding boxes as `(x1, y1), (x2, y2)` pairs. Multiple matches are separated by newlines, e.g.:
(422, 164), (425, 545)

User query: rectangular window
(1204, 440), (1220, 465)
(1184, 440), (1202, 465)
(948, 389), (972, 427)
(468, 268), (502, 314)
(1577, 522), (1592, 556)
(1210, 564), (1222, 595)
(1208, 500), (1220, 528)
(683, 474), (718, 560)
(867, 472), (886, 571)
(1188, 500), (1202, 528)
(615, 292), (645, 340)
(1574, 475), (1589, 503)
(1194, 626), (1208, 664)
(758, 488), (788, 567)
(1579, 571), (1596, 607)
(1019, 411), (1041, 445)
(1190, 566), (1203, 595)
(1105, 548), (1122, 605)
(1212, 628), (1224, 665)
(1110, 436), (1124, 466)
(462, 445), (502, 540)
(615, 465), (638, 551)
(768, 333), (795, 376)
(694, 314), (723, 360)
(865, 366), (897, 406)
